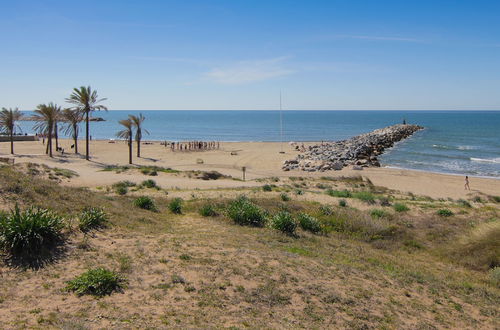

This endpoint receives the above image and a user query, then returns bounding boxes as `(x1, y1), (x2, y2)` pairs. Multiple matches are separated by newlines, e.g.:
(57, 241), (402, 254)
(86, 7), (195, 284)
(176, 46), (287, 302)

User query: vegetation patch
(393, 203), (409, 212)
(199, 203), (218, 217)
(141, 179), (157, 189)
(326, 189), (352, 198)
(78, 207), (108, 232)
(297, 213), (322, 234)
(112, 181), (136, 195)
(134, 196), (157, 211)
(66, 268), (125, 297)
(437, 209), (453, 217)
(226, 196), (266, 227)
(280, 193), (291, 201)
(0, 205), (64, 262)
(353, 191), (376, 204)
(370, 209), (390, 219)
(169, 198), (183, 214)
(270, 211), (297, 236)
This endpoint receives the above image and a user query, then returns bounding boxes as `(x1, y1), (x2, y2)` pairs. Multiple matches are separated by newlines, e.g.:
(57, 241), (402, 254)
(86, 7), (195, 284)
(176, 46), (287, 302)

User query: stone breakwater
(283, 124), (423, 172)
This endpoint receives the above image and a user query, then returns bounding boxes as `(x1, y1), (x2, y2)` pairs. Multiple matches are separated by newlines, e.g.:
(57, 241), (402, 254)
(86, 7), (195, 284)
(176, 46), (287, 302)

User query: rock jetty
(283, 124), (423, 172)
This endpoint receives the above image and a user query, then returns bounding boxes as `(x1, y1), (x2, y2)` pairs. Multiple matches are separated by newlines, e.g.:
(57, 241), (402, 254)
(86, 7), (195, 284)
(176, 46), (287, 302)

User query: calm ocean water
(19, 110), (500, 178)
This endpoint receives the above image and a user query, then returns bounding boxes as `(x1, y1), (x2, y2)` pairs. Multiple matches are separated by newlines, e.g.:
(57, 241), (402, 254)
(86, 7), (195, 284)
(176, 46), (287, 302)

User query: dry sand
(2, 138), (499, 199)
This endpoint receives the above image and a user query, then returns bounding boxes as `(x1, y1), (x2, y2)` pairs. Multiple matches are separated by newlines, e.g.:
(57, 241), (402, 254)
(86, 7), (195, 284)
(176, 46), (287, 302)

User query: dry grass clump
(447, 221), (500, 270)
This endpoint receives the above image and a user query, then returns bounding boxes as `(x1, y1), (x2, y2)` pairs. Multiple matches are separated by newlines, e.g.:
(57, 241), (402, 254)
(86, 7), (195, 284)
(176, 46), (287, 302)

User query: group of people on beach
(167, 141), (220, 152)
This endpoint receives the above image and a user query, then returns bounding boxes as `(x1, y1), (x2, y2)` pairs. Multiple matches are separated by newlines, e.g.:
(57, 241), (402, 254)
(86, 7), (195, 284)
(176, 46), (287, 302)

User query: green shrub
(271, 211), (297, 235)
(457, 199), (472, 208)
(338, 199), (347, 207)
(169, 198), (183, 214)
(490, 196), (500, 203)
(134, 196), (157, 211)
(141, 179), (157, 189)
(326, 189), (351, 198)
(199, 203), (218, 217)
(227, 196), (266, 227)
(112, 181), (136, 195)
(490, 267), (500, 288)
(149, 170), (158, 176)
(437, 209), (453, 217)
(79, 207), (108, 232)
(66, 268), (125, 296)
(353, 191), (376, 204)
(295, 189), (304, 195)
(0, 206), (63, 259)
(262, 184), (272, 192)
(393, 203), (409, 212)
(319, 204), (333, 216)
(472, 196), (482, 203)
(297, 213), (322, 234)
(370, 209), (390, 219)
(280, 193), (291, 201)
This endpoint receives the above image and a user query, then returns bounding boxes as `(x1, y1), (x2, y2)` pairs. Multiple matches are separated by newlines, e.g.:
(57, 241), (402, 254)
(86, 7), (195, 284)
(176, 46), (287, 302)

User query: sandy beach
(2, 138), (499, 199)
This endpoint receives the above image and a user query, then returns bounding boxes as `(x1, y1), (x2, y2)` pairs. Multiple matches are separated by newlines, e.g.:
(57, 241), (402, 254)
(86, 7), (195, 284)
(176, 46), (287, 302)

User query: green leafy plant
(227, 196), (266, 227)
(112, 181), (136, 195)
(319, 204), (333, 216)
(370, 209), (390, 219)
(262, 184), (273, 192)
(169, 198), (183, 214)
(66, 268), (125, 296)
(270, 211), (297, 235)
(353, 191), (376, 204)
(280, 193), (291, 201)
(141, 179), (157, 189)
(79, 207), (108, 232)
(134, 196), (157, 211)
(393, 203), (409, 212)
(437, 209), (453, 217)
(297, 213), (322, 234)
(0, 205), (63, 259)
(338, 199), (347, 207)
(326, 189), (352, 198)
(199, 203), (217, 217)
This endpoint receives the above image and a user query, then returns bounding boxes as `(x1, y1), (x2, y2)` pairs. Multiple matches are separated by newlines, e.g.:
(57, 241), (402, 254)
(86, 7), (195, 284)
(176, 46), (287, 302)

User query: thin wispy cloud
(203, 57), (295, 85)
(319, 34), (423, 43)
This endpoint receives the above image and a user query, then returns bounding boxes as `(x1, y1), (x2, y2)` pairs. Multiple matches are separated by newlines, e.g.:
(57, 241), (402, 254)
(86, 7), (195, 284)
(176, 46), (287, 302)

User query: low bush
(66, 268), (125, 296)
(141, 179), (157, 189)
(280, 193), (291, 201)
(457, 199), (472, 208)
(227, 196), (266, 227)
(112, 181), (136, 195)
(169, 198), (183, 214)
(134, 196), (157, 211)
(199, 203), (218, 217)
(297, 213), (322, 234)
(79, 207), (108, 232)
(338, 199), (347, 207)
(447, 222), (500, 271)
(353, 191), (376, 204)
(326, 189), (351, 198)
(490, 196), (500, 203)
(295, 189), (304, 195)
(0, 205), (63, 259)
(437, 209), (453, 217)
(319, 204), (333, 216)
(370, 209), (390, 219)
(262, 184), (273, 192)
(393, 203), (409, 212)
(271, 211), (297, 235)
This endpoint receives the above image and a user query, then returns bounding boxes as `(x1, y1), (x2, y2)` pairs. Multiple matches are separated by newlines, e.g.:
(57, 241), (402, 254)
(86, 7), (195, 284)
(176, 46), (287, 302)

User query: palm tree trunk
(74, 123), (78, 154)
(129, 134), (132, 164)
(10, 131), (14, 154)
(137, 138), (141, 157)
(48, 129), (53, 158)
(46, 135), (49, 154)
(85, 110), (89, 160)
(54, 122), (59, 150)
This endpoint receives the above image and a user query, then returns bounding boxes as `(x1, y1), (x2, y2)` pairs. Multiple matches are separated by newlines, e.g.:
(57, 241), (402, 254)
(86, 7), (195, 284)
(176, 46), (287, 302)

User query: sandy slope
(2, 139), (499, 199)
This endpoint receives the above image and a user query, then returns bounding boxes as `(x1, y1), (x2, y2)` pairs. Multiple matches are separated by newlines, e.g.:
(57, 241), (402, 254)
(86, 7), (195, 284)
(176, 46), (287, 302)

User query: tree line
(0, 86), (147, 164)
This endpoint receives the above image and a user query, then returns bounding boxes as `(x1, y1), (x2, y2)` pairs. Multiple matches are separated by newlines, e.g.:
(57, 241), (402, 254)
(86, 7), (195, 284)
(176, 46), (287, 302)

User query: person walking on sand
(465, 176), (470, 190)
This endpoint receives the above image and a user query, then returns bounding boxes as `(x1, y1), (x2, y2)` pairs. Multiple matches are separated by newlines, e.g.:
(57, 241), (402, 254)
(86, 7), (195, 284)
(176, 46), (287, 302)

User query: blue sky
(1, 0), (499, 110)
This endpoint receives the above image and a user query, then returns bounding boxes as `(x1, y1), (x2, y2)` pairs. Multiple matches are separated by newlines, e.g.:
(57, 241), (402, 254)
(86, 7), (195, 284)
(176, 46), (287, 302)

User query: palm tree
(66, 86), (107, 160)
(33, 103), (58, 158)
(129, 113), (149, 157)
(0, 107), (23, 154)
(116, 118), (133, 164)
(61, 108), (83, 154)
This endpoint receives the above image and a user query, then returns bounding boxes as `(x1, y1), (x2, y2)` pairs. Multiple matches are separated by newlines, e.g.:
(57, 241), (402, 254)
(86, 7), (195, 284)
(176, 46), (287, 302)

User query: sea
(18, 110), (500, 178)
